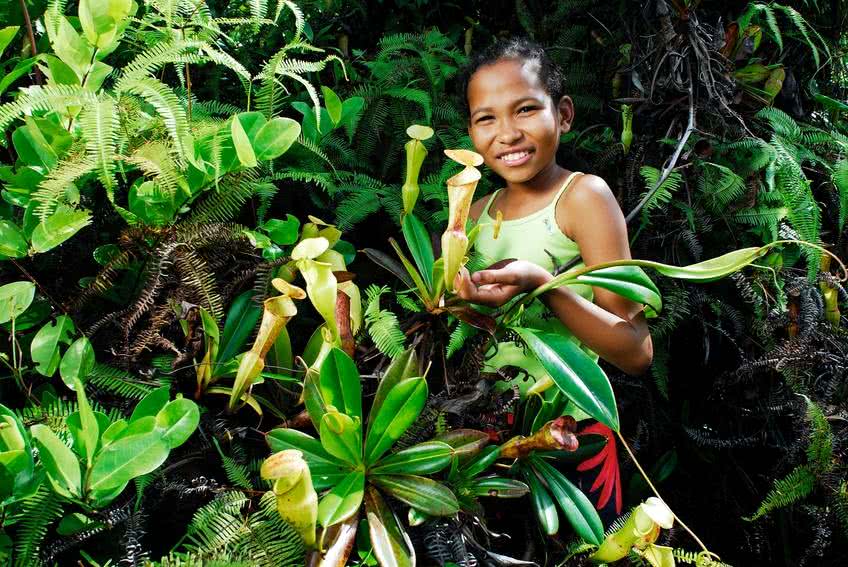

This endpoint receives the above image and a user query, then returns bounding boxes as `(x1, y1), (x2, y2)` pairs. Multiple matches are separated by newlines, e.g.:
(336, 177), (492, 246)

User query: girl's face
(466, 58), (574, 185)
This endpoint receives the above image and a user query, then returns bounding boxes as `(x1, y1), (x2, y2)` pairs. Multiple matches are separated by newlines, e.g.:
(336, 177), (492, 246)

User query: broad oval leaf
(370, 441), (453, 475)
(231, 113), (258, 167)
(319, 411), (362, 466)
(30, 208), (92, 253)
(88, 431), (169, 493)
(253, 117), (301, 161)
(130, 386), (170, 423)
(401, 213), (434, 289)
(515, 327), (619, 431)
(319, 348), (362, 420)
(365, 486), (415, 567)
(531, 456), (604, 545)
(574, 266), (662, 314)
(267, 428), (349, 491)
(31, 424), (81, 497)
(322, 86), (342, 125)
(59, 337), (95, 389)
(371, 474), (459, 516)
(0, 220), (28, 258)
(218, 290), (262, 364)
(0, 281), (35, 324)
(433, 429), (489, 463)
(317, 469), (365, 527)
(155, 398), (200, 449)
(30, 315), (75, 377)
(364, 377), (428, 465)
(369, 348), (418, 430)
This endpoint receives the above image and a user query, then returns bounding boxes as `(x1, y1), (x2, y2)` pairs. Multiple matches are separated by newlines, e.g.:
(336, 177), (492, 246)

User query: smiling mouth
(498, 150), (534, 166)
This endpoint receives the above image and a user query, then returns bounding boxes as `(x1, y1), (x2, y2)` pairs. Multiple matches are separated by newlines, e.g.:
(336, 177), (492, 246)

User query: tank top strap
(481, 189), (501, 219)
(549, 171), (584, 211)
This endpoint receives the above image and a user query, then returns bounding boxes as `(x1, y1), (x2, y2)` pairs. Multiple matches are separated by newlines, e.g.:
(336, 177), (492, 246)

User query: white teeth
(500, 151), (529, 162)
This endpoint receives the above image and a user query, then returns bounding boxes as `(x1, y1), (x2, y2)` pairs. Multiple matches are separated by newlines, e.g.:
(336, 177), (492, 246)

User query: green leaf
(458, 445), (499, 478)
(155, 398), (199, 449)
(524, 467), (558, 535)
(59, 338), (95, 389)
(253, 117), (300, 161)
(469, 477), (529, 498)
(369, 348), (417, 430)
(73, 379), (99, 467)
(388, 238), (431, 302)
(130, 386), (170, 422)
(401, 213), (434, 290)
(320, 348), (362, 420)
(52, 16), (93, 80)
(100, 419), (127, 447)
(31, 315), (75, 377)
(370, 475), (459, 516)
(364, 487), (414, 567)
(322, 86), (343, 125)
(317, 469), (365, 527)
(0, 56), (43, 95)
(88, 432), (169, 493)
(266, 428), (349, 491)
(0, 220), (28, 258)
(31, 424), (81, 497)
(0, 26), (18, 55)
(515, 328), (619, 431)
(0, 281), (35, 324)
(30, 208), (92, 253)
(218, 290), (262, 364)
(320, 410), (362, 466)
(572, 266), (661, 313)
(370, 441), (453, 475)
(364, 377), (427, 465)
(78, 0), (132, 48)
(263, 214), (300, 246)
(231, 113), (258, 167)
(433, 429), (489, 463)
(531, 457), (604, 545)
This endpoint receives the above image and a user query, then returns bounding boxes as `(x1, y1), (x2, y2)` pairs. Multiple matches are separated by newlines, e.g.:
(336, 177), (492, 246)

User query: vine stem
(615, 430), (716, 558)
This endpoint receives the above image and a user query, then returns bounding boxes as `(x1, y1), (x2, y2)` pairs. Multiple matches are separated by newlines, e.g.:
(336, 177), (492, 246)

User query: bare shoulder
(557, 174), (624, 237)
(469, 193), (494, 223)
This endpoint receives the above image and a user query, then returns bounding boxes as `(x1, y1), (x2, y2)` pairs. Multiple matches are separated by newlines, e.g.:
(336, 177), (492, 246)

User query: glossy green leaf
(155, 398), (199, 449)
(469, 477), (529, 498)
(266, 428), (349, 491)
(0, 56), (43, 96)
(30, 208), (92, 253)
(0, 221), (28, 258)
(388, 238), (431, 301)
(130, 386), (170, 422)
(516, 327), (619, 431)
(88, 432), (169, 493)
(30, 315), (75, 377)
(320, 348), (362, 420)
(433, 429), (489, 463)
(0, 27), (18, 55)
(74, 379), (99, 467)
(218, 290), (262, 364)
(531, 456), (604, 545)
(401, 213), (434, 289)
(524, 467), (558, 535)
(0, 281), (35, 324)
(100, 420), (127, 447)
(253, 117), (300, 161)
(364, 377), (427, 465)
(317, 469), (365, 527)
(31, 424), (81, 497)
(322, 86), (343, 125)
(369, 348), (417, 430)
(78, 0), (132, 48)
(59, 338), (95, 389)
(371, 475), (459, 516)
(320, 410), (362, 466)
(573, 266), (661, 313)
(458, 445), (499, 478)
(539, 433), (607, 464)
(231, 113), (258, 167)
(365, 486), (414, 567)
(263, 215), (300, 246)
(52, 15), (92, 79)
(370, 441), (453, 475)
(648, 247), (768, 281)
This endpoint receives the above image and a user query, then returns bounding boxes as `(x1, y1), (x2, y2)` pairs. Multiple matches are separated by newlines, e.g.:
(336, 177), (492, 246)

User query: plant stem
(18, 0), (43, 85)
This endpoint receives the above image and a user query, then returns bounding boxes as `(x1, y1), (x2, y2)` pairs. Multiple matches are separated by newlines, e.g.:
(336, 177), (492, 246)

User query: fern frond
(447, 321), (478, 359)
(756, 107), (802, 140)
(88, 363), (157, 400)
(364, 285), (406, 357)
(832, 159), (848, 231)
(0, 85), (94, 132)
(81, 95), (120, 200)
(638, 165), (683, 221)
(116, 40), (207, 88)
(121, 77), (190, 162)
(32, 154), (97, 220)
(12, 486), (66, 566)
(804, 399), (833, 475)
(385, 87), (432, 122)
(214, 439), (254, 490)
(746, 464), (816, 520)
(175, 248), (224, 322)
(699, 162), (746, 208)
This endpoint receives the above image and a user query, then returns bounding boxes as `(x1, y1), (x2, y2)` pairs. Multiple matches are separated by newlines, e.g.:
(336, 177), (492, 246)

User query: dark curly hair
(458, 37), (566, 119)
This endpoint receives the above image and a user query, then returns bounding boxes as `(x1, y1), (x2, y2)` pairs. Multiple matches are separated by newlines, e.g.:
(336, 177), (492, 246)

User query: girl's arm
(457, 176), (653, 376)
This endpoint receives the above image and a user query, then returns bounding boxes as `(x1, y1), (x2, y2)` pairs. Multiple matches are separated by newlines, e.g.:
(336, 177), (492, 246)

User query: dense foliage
(0, 0), (846, 566)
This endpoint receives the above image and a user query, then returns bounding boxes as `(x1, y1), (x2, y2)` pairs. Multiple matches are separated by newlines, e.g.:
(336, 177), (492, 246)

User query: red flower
(576, 422), (622, 514)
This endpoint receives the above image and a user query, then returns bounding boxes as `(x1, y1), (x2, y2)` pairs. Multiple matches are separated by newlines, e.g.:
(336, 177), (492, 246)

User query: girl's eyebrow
(470, 96), (545, 118)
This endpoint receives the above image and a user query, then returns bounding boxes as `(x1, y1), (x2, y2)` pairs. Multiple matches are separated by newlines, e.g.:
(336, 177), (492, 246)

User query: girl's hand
(453, 260), (552, 307)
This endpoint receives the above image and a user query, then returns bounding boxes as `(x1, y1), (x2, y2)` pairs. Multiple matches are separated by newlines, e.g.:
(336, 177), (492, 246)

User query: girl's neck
(504, 161), (569, 198)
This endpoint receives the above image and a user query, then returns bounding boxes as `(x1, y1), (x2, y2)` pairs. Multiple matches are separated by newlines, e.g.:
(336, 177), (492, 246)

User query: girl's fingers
(472, 268), (521, 286)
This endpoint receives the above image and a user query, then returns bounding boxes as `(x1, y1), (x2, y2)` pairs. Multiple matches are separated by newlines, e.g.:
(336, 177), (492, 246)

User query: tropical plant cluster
(0, 1), (846, 566)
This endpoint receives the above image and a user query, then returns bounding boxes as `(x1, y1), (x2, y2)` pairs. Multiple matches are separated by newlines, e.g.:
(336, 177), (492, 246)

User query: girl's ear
(556, 95), (575, 134)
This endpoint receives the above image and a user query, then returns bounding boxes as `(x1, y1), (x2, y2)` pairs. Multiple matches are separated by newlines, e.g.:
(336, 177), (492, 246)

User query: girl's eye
(475, 115), (493, 124)
(518, 106), (537, 114)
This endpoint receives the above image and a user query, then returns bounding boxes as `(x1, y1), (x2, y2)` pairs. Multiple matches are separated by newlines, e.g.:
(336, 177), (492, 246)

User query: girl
(454, 38), (653, 517)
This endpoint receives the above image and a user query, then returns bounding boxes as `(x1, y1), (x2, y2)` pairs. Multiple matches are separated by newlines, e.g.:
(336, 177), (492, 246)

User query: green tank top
(472, 171), (598, 397)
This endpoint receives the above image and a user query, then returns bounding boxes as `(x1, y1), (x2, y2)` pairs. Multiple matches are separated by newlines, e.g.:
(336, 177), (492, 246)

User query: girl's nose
(496, 120), (522, 145)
